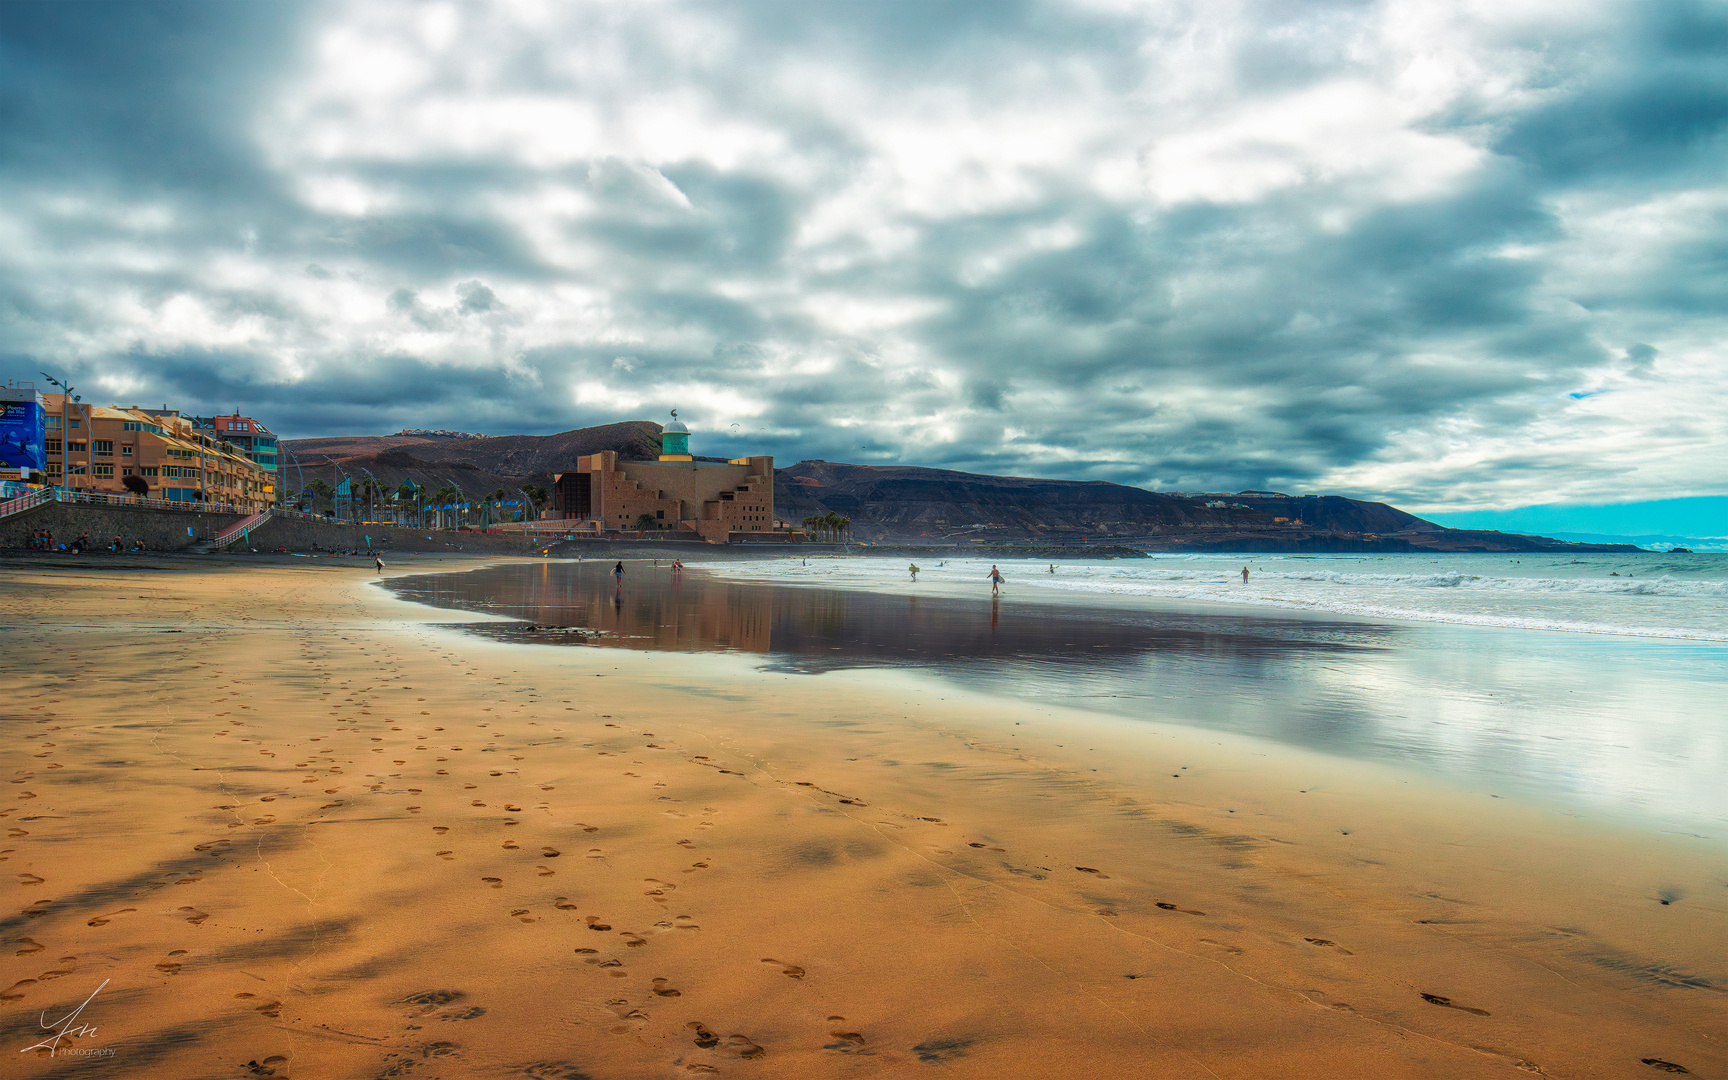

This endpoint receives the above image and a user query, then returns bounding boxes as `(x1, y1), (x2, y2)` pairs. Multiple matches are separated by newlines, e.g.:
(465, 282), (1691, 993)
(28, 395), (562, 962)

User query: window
(656, 510), (664, 519)
(47, 463), (61, 479)
(142, 467), (159, 477)
(93, 464), (113, 478)
(94, 440), (113, 455)
(121, 445), (132, 456)
(67, 441), (87, 453)
(46, 439), (62, 454)
(121, 467), (133, 476)
(47, 416), (61, 431)
(68, 418), (81, 429)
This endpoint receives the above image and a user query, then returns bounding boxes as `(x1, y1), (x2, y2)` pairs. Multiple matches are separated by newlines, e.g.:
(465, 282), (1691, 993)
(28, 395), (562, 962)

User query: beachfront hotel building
(193, 413), (280, 502)
(41, 394), (275, 511)
(550, 418), (787, 542)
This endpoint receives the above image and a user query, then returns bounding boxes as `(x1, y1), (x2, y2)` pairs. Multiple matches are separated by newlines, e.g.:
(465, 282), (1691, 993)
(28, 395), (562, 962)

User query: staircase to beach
(0, 487), (54, 521)
(189, 510), (271, 553)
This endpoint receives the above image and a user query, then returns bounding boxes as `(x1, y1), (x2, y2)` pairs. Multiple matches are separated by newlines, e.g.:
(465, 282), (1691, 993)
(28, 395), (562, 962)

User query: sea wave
(698, 557), (1728, 642)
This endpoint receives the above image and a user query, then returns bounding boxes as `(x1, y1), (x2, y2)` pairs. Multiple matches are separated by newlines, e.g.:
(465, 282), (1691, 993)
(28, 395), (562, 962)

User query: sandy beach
(2, 556), (1724, 1079)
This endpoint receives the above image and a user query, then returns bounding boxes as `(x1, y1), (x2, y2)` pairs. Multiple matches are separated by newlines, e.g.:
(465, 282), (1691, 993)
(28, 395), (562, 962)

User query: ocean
(705, 550), (1728, 641)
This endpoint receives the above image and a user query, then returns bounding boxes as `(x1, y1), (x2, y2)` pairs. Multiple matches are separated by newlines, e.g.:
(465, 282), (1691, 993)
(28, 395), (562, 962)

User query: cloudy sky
(2, 0), (1725, 520)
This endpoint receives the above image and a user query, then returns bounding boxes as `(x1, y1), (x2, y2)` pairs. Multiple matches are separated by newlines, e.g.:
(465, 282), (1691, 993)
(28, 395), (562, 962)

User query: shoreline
(2, 558), (1724, 1077)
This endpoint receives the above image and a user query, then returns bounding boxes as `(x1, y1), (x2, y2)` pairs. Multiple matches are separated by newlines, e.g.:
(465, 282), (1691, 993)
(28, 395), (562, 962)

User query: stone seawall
(1, 502), (539, 555)
(1, 501), (247, 551)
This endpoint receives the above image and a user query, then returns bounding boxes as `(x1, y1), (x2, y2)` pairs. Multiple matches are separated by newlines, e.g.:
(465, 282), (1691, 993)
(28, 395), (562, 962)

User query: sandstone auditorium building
(549, 417), (790, 543)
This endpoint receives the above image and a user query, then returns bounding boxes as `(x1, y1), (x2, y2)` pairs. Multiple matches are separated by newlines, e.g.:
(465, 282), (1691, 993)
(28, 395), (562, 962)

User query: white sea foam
(701, 552), (1728, 642)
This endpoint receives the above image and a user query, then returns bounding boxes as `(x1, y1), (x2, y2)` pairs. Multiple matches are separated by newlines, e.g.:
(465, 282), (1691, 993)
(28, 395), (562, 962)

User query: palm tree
(306, 478), (335, 516)
(396, 481), (418, 526)
(521, 484), (548, 521)
(634, 512), (658, 534)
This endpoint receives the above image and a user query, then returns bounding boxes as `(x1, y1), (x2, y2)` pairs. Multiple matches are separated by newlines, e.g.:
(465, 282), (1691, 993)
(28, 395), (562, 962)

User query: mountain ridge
(281, 424), (1639, 552)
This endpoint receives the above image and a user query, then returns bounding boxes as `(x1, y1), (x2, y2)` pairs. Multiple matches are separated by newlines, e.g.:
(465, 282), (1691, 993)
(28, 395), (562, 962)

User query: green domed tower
(659, 411), (692, 461)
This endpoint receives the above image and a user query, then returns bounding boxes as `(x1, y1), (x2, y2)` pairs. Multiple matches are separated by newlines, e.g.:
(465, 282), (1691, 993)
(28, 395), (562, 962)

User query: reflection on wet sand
(386, 560), (1392, 672)
(389, 560), (1728, 828)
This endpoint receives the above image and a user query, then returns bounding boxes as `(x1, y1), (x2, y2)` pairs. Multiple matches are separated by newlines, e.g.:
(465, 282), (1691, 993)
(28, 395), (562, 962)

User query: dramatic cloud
(3, 0), (1726, 510)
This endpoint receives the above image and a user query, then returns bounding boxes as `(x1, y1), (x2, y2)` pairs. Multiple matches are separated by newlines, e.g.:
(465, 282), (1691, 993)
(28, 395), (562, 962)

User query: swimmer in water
(1241, 566), (1250, 584)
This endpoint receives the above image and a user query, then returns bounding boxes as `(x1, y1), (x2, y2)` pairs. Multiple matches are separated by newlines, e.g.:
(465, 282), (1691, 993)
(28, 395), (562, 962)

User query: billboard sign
(0, 393), (46, 473)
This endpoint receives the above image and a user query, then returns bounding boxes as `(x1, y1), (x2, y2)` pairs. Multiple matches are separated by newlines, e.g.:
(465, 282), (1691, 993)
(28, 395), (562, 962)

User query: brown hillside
(282, 422), (664, 496)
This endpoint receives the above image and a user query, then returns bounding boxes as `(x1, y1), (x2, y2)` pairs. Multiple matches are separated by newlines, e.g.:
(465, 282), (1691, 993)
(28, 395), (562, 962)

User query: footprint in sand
(1420, 993), (1490, 1016)
(651, 978), (681, 997)
(536, 866), (556, 877)
(674, 916), (699, 931)
(555, 898), (579, 910)
(402, 990), (466, 1016)
(586, 849), (605, 860)
(15, 938), (45, 956)
(88, 907), (135, 927)
(481, 877), (503, 888)
(433, 827), (450, 835)
(179, 906), (209, 925)
(253, 1000), (282, 1018)
(502, 841), (520, 850)
(687, 1022), (720, 1048)
(436, 851), (455, 861)
(1075, 866), (1111, 878)
(1155, 902), (1206, 915)
(724, 1035), (766, 1059)
(585, 916), (612, 931)
(620, 933), (647, 948)
(1, 980), (37, 1001)
(17, 873), (44, 886)
(1642, 1059), (1692, 1074)
(575, 824), (600, 833)
(541, 847), (560, 858)
(1304, 937), (1354, 954)
(825, 1029), (867, 1052)
(761, 959), (805, 979)
(511, 910), (535, 923)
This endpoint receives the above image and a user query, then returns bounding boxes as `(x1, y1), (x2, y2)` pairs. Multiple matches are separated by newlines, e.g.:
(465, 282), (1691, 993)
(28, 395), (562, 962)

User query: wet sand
(2, 557), (1724, 1078)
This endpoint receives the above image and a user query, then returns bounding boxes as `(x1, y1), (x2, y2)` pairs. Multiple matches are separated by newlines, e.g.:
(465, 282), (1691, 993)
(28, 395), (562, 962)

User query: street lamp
(38, 371), (83, 493)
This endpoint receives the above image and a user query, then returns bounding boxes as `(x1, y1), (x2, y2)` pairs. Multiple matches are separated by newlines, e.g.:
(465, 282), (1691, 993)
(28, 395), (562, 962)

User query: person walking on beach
(988, 564), (1005, 594)
(613, 560), (626, 586)
(1241, 566), (1250, 584)
(909, 562), (920, 581)
(1048, 564), (1057, 574)
(672, 559), (684, 574)
(375, 553), (386, 573)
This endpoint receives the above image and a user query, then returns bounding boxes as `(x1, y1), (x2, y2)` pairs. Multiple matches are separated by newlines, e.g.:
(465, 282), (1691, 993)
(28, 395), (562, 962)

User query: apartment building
(193, 413), (280, 502)
(42, 395), (275, 511)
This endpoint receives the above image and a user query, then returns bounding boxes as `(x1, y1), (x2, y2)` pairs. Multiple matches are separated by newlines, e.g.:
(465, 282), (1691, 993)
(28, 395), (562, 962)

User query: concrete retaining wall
(1, 502), (540, 555)
(1, 500), (246, 551)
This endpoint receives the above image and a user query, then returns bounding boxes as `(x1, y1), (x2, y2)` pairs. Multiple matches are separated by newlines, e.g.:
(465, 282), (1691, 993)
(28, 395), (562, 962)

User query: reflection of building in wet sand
(396, 563), (1388, 674)
(507, 564), (775, 654)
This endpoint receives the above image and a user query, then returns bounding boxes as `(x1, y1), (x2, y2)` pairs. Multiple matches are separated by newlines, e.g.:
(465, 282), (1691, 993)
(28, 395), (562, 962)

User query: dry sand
(1, 557), (1723, 1079)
